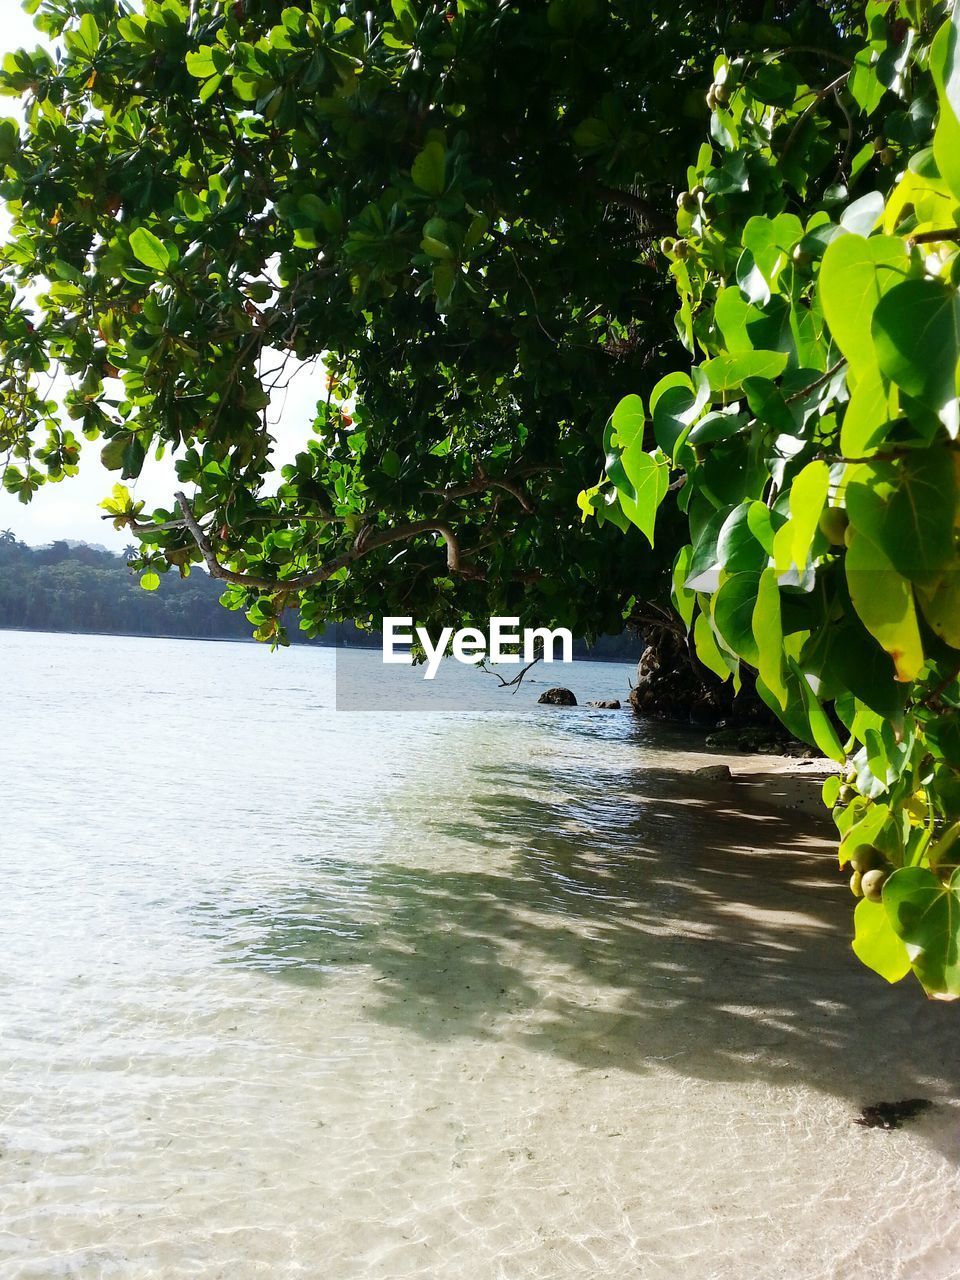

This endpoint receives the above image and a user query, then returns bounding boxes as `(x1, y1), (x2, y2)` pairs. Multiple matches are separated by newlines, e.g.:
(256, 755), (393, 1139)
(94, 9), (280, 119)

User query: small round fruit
(673, 239), (689, 259)
(660, 237), (676, 256)
(677, 191), (698, 212)
(691, 183), (706, 198)
(714, 82), (729, 105)
(706, 87), (718, 111)
(861, 869), (887, 903)
(850, 843), (884, 875)
(818, 506), (849, 546)
(849, 870), (863, 898)
(878, 147), (895, 165)
(792, 245), (812, 268)
(838, 784), (857, 805)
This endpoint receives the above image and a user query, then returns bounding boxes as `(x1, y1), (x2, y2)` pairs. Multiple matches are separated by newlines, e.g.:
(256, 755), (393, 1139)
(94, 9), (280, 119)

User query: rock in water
(587, 699), (621, 709)
(538, 687), (577, 706)
(693, 764), (732, 781)
(855, 1099), (932, 1130)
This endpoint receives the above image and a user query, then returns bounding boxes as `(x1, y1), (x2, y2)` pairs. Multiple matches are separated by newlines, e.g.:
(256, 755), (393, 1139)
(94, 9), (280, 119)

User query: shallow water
(2, 630), (960, 1279)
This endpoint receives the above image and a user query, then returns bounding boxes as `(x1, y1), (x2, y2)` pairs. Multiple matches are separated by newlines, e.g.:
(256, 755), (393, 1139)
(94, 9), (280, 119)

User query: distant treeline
(0, 532), (257, 640)
(0, 534), (642, 661)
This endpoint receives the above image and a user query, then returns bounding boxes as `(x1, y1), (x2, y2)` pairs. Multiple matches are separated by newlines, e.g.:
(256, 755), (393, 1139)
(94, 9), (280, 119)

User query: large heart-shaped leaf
(884, 866), (960, 998)
(819, 234), (909, 375)
(873, 279), (960, 434)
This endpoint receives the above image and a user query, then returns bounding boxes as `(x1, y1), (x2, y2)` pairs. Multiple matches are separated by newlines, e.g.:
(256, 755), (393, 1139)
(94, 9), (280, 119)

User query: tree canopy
(0, 0), (779, 642)
(1, 0), (958, 995)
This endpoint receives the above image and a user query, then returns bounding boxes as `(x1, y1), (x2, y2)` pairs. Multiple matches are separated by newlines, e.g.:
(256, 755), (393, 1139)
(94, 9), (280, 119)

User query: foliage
(0, 0), (772, 646)
(583, 0), (960, 996)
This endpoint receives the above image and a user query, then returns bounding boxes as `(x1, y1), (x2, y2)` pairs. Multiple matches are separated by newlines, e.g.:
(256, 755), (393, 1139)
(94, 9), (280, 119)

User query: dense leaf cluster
(0, 0), (776, 643)
(584, 0), (960, 995)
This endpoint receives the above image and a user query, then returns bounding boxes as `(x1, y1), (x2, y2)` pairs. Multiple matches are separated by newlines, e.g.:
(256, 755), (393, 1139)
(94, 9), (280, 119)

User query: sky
(0, 5), (324, 549)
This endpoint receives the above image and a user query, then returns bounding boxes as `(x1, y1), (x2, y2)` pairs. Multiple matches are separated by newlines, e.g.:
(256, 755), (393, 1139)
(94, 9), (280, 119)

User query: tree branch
(427, 469), (537, 513)
(596, 186), (673, 232)
(908, 227), (960, 245)
(174, 491), (462, 592)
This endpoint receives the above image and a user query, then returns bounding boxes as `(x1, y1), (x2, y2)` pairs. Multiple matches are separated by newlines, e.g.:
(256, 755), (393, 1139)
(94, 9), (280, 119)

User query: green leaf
(713, 571), (760, 663)
(73, 13), (100, 57)
(129, 227), (172, 274)
(186, 48), (218, 79)
(611, 394), (645, 447)
(751, 567), (786, 707)
(852, 898), (912, 983)
(100, 437), (127, 471)
(872, 279), (960, 434)
(685, 506), (729, 590)
(846, 453), (957, 584)
(788, 460), (829, 570)
(788, 658), (845, 762)
(884, 866), (960, 997)
(651, 383), (700, 458)
(840, 365), (896, 457)
(839, 191), (883, 238)
(849, 47), (885, 116)
(381, 448), (402, 478)
(930, 7), (960, 123)
(694, 609), (733, 682)
(818, 234), (909, 376)
(933, 107), (960, 202)
(117, 15), (150, 45)
(845, 523), (924, 682)
(917, 569), (960, 648)
(741, 213), (803, 291)
(411, 140), (446, 195)
(702, 350), (788, 394)
(671, 545), (696, 629)
(619, 446), (668, 546)
(747, 61), (799, 107)
(717, 503), (766, 574)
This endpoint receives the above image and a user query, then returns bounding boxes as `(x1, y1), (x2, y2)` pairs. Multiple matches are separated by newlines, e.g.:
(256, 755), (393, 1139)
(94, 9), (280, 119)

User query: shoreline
(658, 748), (838, 819)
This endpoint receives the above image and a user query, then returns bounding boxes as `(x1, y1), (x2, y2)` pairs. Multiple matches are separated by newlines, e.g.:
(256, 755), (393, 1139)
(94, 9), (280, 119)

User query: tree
(0, 0), (799, 642)
(583, 0), (960, 996)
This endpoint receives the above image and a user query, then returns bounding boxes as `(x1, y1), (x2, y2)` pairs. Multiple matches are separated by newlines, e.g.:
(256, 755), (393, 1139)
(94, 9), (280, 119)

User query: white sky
(0, 5), (324, 548)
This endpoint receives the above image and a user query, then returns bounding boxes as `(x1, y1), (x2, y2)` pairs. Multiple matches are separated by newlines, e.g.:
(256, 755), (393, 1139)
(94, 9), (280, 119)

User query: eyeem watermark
(383, 616), (573, 679)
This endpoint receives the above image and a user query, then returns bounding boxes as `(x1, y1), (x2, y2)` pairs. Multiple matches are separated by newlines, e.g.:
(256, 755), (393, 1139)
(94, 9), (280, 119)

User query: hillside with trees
(0, 531), (253, 636)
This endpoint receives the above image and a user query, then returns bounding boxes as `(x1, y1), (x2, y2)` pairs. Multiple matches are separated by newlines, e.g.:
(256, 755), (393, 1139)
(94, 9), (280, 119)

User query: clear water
(2, 630), (959, 1279)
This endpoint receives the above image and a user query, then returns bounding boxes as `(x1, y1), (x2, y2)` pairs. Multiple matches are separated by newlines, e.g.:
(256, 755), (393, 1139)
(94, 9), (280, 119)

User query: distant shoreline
(0, 625), (640, 663)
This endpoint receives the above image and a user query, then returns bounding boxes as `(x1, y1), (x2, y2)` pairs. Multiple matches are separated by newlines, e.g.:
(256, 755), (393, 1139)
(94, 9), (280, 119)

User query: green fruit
(838, 784), (857, 804)
(878, 147), (895, 165)
(850, 843), (884, 874)
(691, 183), (706, 198)
(714, 82), (729, 104)
(660, 237), (676, 256)
(861, 868), (887, 903)
(818, 506), (849, 546)
(706, 88), (717, 111)
(677, 191), (698, 212)
(673, 240), (689, 260)
(791, 245), (812, 268)
(849, 870), (863, 898)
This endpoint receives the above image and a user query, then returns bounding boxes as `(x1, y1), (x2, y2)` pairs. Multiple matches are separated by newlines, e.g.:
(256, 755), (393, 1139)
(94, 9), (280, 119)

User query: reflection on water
(2, 630), (960, 1279)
